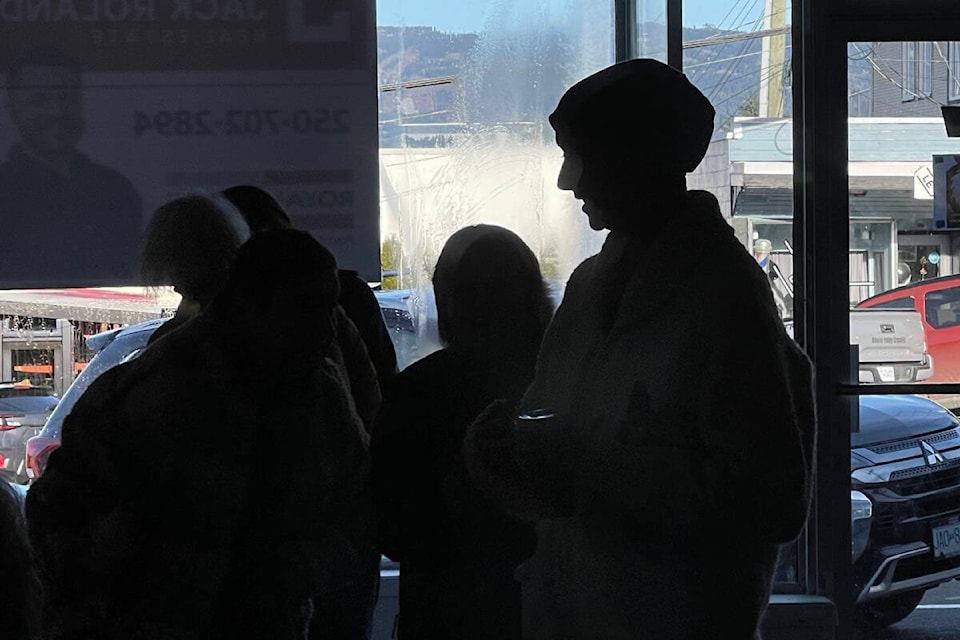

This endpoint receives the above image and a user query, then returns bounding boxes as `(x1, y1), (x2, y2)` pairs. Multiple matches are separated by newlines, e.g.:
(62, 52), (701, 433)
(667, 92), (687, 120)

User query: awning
(0, 288), (180, 325)
(732, 187), (933, 220)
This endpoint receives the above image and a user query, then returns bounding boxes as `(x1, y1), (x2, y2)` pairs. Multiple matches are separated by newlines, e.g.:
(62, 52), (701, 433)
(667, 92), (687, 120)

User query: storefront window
(687, 0), (801, 593)
(377, 0), (615, 365)
(636, 0), (668, 62)
(846, 40), (960, 634)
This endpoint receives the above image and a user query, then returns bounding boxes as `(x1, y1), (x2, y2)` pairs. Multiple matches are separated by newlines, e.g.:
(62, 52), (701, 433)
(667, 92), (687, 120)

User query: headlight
(851, 490), (873, 562)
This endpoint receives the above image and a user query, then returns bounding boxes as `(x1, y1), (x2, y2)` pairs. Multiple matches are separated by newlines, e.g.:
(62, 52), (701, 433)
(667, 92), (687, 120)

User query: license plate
(932, 521), (960, 559)
(877, 366), (895, 382)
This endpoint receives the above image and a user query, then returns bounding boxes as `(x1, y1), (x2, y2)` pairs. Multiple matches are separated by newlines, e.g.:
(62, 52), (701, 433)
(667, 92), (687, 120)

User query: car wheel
(855, 589), (926, 633)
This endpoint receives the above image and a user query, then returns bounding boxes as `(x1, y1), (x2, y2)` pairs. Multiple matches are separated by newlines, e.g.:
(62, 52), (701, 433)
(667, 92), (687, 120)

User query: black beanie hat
(549, 58), (715, 175)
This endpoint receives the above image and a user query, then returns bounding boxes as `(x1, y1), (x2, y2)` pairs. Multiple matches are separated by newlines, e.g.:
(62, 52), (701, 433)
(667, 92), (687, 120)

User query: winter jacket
(483, 191), (816, 639)
(338, 269), (398, 390)
(373, 348), (537, 640)
(26, 309), (368, 640)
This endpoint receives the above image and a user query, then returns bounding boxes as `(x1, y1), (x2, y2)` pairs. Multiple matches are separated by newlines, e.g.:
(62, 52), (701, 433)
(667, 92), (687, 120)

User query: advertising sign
(0, 0), (379, 288)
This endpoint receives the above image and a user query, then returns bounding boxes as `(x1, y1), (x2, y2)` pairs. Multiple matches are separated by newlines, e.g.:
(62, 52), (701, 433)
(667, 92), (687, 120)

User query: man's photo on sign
(0, 45), (142, 287)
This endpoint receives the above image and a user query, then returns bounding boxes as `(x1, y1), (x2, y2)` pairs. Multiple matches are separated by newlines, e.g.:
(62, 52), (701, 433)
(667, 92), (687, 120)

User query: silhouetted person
(140, 193), (251, 343)
(221, 184), (398, 391)
(0, 481), (40, 640)
(219, 184), (386, 640)
(26, 230), (370, 640)
(373, 225), (551, 639)
(0, 46), (142, 286)
(219, 184), (396, 426)
(337, 267), (399, 391)
(464, 59), (816, 639)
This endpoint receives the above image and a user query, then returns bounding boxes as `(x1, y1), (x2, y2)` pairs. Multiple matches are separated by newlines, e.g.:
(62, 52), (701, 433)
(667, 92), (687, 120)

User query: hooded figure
(464, 59), (816, 639)
(26, 230), (369, 640)
(372, 225), (551, 639)
(219, 185), (386, 640)
(218, 184), (392, 435)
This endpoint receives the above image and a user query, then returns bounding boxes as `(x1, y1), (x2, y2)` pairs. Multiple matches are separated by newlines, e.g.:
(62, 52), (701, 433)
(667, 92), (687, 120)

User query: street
(869, 579), (960, 639)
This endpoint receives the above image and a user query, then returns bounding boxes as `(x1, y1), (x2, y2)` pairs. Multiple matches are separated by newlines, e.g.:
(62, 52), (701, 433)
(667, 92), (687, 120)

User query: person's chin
(582, 205), (608, 231)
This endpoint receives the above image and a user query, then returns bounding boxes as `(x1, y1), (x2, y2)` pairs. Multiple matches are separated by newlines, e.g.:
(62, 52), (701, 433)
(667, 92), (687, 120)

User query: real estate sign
(0, 0), (379, 287)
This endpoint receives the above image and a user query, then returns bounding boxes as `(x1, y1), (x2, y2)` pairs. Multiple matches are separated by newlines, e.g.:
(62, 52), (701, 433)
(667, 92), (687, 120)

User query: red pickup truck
(857, 274), (960, 407)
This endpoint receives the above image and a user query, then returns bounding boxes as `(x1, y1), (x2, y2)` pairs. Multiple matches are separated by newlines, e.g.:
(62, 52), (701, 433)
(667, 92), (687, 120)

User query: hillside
(378, 25), (873, 147)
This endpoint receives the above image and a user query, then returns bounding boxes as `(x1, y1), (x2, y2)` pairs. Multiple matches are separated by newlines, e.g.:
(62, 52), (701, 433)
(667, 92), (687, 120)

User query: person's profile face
(7, 64), (84, 162)
(557, 142), (612, 231)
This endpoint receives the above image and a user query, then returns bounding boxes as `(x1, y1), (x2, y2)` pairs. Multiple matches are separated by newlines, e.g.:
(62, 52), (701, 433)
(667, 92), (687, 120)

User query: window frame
(950, 41), (960, 102)
(919, 41), (933, 96)
(902, 40), (917, 101)
(869, 296), (916, 310)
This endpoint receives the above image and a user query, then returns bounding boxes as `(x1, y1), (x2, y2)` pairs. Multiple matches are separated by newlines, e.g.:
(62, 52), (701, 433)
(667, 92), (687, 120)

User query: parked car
(374, 288), (426, 370)
(850, 308), (933, 383)
(849, 393), (960, 631)
(857, 275), (960, 406)
(26, 294), (418, 480)
(0, 381), (58, 484)
(786, 309), (934, 384)
(24, 318), (167, 481)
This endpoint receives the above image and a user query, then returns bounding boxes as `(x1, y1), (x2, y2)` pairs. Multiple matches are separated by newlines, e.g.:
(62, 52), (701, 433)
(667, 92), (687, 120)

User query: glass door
(844, 40), (960, 637)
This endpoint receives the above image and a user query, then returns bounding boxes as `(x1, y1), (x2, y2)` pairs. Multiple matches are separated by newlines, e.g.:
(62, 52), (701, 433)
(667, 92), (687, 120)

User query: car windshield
(0, 396), (58, 414)
(42, 326), (158, 438)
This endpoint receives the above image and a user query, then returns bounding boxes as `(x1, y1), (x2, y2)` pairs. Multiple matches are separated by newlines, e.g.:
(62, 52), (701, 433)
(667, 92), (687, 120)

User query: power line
(932, 41), (960, 99)
(684, 25), (791, 49)
(704, 1), (765, 103)
(728, 4), (788, 32)
(727, 0), (762, 33)
(687, 0), (761, 89)
(714, 62), (782, 110)
(379, 109), (454, 125)
(848, 42), (877, 61)
(863, 43), (943, 107)
(686, 49), (764, 69)
(644, 23), (792, 59)
(381, 75), (457, 92)
(714, 62), (788, 130)
(712, 0), (751, 32)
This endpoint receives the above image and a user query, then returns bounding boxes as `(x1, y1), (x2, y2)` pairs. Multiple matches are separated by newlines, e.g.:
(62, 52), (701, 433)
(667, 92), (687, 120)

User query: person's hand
(463, 399), (521, 483)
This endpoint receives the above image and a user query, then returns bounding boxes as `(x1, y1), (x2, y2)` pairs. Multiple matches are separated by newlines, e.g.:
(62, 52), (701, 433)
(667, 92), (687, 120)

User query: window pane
(870, 296), (917, 310)
(684, 0), (803, 593)
(378, 1), (615, 367)
(920, 41), (934, 97)
(903, 41), (917, 101)
(637, 0), (667, 62)
(951, 42), (960, 103)
(848, 40), (960, 632)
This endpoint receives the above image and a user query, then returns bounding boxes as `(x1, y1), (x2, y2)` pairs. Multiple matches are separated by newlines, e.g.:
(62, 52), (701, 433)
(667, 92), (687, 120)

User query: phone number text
(133, 109), (350, 136)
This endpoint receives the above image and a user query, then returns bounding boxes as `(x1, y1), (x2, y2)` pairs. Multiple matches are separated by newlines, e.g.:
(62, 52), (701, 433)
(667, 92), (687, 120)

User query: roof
(859, 273), (960, 303)
(732, 187), (933, 220)
(730, 117), (960, 163)
(0, 288), (180, 325)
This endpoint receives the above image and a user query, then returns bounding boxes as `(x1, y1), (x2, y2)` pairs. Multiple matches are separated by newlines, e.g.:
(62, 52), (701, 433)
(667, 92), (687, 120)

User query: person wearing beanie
(464, 59), (816, 639)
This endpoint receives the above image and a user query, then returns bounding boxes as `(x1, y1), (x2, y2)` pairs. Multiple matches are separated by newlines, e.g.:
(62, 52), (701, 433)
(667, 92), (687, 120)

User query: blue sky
(376, 0), (768, 33)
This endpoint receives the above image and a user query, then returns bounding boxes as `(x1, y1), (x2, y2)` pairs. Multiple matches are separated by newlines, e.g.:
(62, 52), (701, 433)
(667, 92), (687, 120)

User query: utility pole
(758, 0), (787, 117)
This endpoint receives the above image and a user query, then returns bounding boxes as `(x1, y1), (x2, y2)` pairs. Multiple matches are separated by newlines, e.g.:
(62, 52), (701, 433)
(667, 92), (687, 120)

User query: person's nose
(557, 154), (582, 192)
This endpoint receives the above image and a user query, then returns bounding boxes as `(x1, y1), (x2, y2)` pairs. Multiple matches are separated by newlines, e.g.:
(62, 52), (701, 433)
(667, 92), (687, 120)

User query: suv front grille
(889, 460), (960, 494)
(868, 428), (960, 455)
(869, 473), (960, 544)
